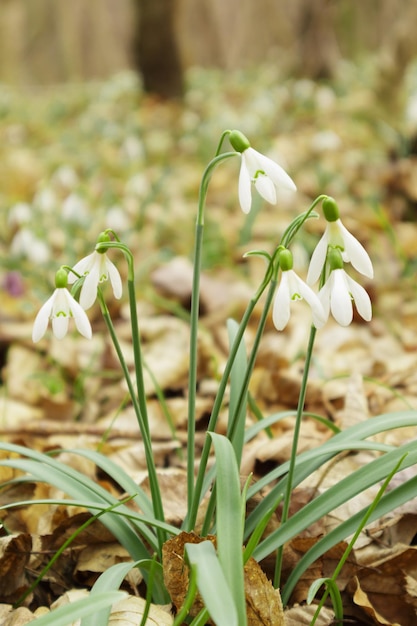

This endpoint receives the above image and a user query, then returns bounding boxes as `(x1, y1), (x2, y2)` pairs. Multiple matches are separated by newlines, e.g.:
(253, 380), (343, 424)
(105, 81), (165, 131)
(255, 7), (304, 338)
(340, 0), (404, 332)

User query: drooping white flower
(272, 249), (326, 331)
(11, 229), (50, 264)
(229, 130), (296, 214)
(32, 269), (92, 342)
(307, 197), (373, 285)
(319, 268), (372, 327)
(68, 249), (122, 310)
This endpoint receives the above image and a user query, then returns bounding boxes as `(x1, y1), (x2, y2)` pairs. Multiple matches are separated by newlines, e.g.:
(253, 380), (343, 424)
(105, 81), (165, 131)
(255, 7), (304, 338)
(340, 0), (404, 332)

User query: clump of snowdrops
(1, 129), (417, 626)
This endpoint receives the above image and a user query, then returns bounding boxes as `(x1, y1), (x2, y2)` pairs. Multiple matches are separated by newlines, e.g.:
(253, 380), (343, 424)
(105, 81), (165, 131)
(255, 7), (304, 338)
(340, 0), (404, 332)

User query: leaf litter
(1, 60), (417, 623)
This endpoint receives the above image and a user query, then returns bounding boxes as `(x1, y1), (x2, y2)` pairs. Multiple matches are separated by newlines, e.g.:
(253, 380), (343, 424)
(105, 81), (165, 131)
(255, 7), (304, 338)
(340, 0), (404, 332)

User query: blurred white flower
(319, 269), (372, 326)
(122, 136), (145, 162)
(53, 165), (79, 190)
(69, 250), (122, 310)
(34, 188), (57, 213)
(307, 218), (373, 285)
(8, 202), (31, 227)
(10, 229), (50, 263)
(238, 147), (296, 214)
(62, 193), (89, 224)
(106, 205), (131, 232)
(32, 278), (92, 342)
(273, 268), (326, 331)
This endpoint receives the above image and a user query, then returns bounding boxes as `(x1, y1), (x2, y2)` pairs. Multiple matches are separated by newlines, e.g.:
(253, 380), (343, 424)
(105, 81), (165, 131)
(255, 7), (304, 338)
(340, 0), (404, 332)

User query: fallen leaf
(352, 577), (402, 625)
(108, 596), (173, 625)
(284, 603), (335, 625)
(162, 531), (285, 624)
(0, 534), (32, 603)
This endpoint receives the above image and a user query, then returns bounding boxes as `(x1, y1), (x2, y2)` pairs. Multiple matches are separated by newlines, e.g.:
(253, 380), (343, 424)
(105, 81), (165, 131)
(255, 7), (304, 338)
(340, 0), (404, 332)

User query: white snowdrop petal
(67, 294), (93, 339)
(295, 276), (327, 328)
(79, 263), (101, 310)
(238, 156), (252, 214)
(272, 273), (291, 330)
(337, 220), (374, 278)
(330, 271), (353, 326)
(68, 252), (96, 284)
(32, 293), (55, 342)
(254, 150), (297, 191)
(254, 175), (277, 205)
(52, 315), (69, 340)
(346, 275), (372, 321)
(106, 258), (123, 299)
(307, 229), (329, 285)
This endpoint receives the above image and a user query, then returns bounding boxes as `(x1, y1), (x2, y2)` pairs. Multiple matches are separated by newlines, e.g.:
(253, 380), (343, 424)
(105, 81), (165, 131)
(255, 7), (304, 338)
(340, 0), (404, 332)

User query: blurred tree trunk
(374, 0), (417, 122)
(292, 0), (339, 79)
(132, 0), (184, 98)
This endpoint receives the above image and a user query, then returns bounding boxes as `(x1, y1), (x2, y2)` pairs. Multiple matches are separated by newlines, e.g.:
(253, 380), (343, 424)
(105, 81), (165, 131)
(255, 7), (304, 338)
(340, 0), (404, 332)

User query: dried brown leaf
(284, 603), (335, 625)
(244, 556), (285, 626)
(108, 596), (173, 625)
(0, 605), (36, 625)
(162, 532), (285, 624)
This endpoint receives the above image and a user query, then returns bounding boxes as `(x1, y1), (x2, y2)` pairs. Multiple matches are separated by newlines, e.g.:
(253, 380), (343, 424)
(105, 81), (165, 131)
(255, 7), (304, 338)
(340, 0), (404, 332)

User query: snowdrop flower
(68, 232), (122, 310)
(272, 249), (326, 331)
(319, 248), (372, 326)
(8, 202), (32, 227)
(32, 268), (92, 342)
(307, 196), (373, 285)
(62, 193), (89, 224)
(229, 130), (296, 214)
(34, 187), (57, 214)
(11, 229), (50, 264)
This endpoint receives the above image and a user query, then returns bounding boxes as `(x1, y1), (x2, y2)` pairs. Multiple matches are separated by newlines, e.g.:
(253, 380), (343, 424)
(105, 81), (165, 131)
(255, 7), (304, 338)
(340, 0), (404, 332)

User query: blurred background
(0, 0), (416, 103)
(1, 0), (417, 311)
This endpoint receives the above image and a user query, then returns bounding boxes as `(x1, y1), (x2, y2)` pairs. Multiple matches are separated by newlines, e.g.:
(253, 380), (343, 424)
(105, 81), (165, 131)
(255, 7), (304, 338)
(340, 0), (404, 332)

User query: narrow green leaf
(227, 318), (247, 464)
(82, 559), (164, 626)
(27, 591), (126, 626)
(185, 541), (238, 626)
(210, 433), (247, 626)
(282, 471), (417, 604)
(0, 450), (154, 558)
(255, 439), (417, 563)
(63, 448), (154, 516)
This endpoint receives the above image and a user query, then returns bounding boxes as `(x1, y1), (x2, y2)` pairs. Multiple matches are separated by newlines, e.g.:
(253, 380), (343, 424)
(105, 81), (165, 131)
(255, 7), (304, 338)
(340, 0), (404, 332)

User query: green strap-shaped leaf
(185, 540), (238, 626)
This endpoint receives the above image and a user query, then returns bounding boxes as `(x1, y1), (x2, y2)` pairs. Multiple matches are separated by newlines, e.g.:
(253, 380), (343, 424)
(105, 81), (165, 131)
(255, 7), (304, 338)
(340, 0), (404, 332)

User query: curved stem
(186, 151), (237, 515)
(186, 262), (273, 532)
(274, 325), (317, 587)
(227, 278), (277, 448)
(97, 289), (166, 552)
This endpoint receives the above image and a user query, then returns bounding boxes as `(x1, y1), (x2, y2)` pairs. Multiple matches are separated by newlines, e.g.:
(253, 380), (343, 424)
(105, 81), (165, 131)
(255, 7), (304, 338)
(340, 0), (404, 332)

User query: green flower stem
(200, 277), (277, 536)
(96, 241), (150, 437)
(280, 194), (327, 248)
(227, 277), (277, 450)
(274, 324), (317, 588)
(215, 130), (232, 156)
(186, 262), (273, 532)
(97, 290), (166, 550)
(187, 151), (237, 515)
(127, 277), (150, 439)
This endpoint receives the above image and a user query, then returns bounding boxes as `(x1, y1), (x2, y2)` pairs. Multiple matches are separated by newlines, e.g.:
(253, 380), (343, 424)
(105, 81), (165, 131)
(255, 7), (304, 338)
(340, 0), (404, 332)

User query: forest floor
(1, 60), (417, 625)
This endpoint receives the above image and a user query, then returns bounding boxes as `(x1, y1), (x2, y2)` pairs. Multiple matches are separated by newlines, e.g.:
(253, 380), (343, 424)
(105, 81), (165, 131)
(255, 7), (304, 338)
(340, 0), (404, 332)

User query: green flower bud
(96, 231), (111, 254)
(322, 196), (340, 222)
(55, 267), (68, 289)
(229, 130), (251, 154)
(279, 248), (293, 271)
(327, 247), (344, 271)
